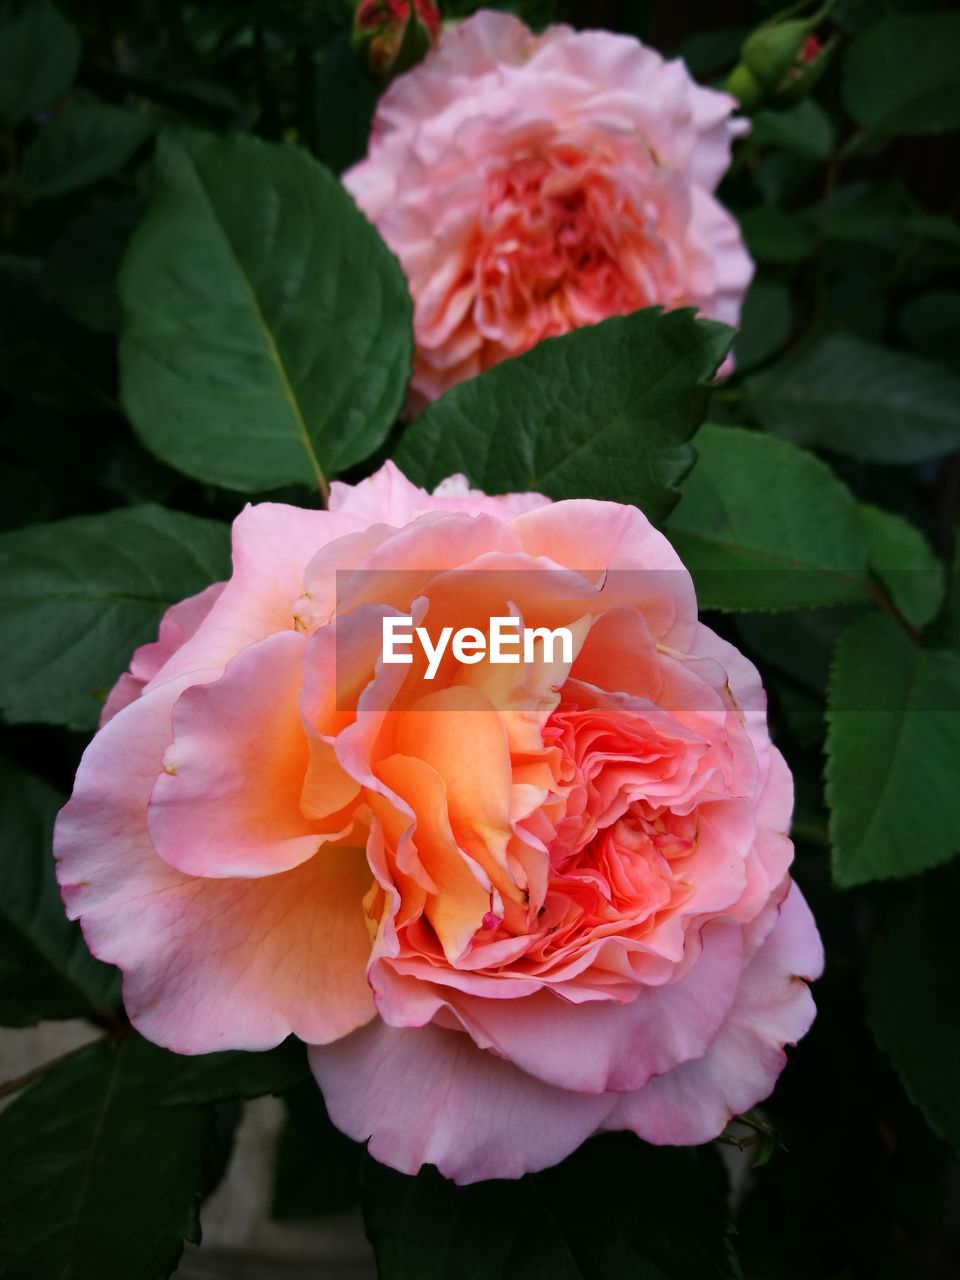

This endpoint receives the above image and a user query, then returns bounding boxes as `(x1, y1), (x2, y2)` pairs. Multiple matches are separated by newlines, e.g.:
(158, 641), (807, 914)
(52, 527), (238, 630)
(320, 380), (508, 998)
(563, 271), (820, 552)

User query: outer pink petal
(688, 186), (755, 326)
(603, 881), (823, 1144)
(408, 920), (744, 1093)
(691, 621), (772, 792)
(329, 460), (549, 526)
(100, 582), (225, 725)
(99, 672), (147, 727)
(147, 631), (330, 878)
(54, 677), (375, 1052)
(309, 1020), (615, 1183)
(148, 503), (366, 688)
(344, 12), (538, 220)
(512, 500), (698, 647)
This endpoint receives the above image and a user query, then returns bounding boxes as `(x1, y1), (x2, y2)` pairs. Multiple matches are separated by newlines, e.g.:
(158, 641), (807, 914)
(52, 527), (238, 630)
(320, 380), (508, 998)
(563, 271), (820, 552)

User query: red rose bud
(801, 34), (822, 62)
(726, 1), (836, 110)
(741, 18), (813, 91)
(767, 32), (837, 107)
(353, 0), (441, 82)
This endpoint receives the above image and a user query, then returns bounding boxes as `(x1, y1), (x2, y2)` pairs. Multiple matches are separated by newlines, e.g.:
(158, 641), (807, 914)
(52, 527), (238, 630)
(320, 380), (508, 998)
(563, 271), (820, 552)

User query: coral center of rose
(470, 147), (661, 348)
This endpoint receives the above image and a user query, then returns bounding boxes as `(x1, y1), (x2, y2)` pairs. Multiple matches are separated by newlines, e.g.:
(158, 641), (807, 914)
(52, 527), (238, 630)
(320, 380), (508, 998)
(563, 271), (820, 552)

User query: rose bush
(54, 462), (821, 1183)
(345, 10), (753, 407)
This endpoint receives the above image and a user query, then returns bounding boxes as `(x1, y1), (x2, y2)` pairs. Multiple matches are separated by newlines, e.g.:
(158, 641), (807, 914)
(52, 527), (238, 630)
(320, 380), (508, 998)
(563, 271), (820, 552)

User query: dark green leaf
(929, 531), (960, 651)
(21, 104), (154, 200)
(743, 335), (960, 463)
(740, 208), (816, 265)
(750, 101), (834, 161)
(313, 33), (380, 175)
(859, 504), (944, 629)
(362, 1134), (742, 1280)
(119, 129), (412, 493)
(0, 0), (80, 128)
(866, 894), (960, 1154)
(0, 504), (230, 730)
(738, 609), (855, 697)
(753, 151), (817, 210)
(843, 12), (960, 141)
(0, 1034), (219, 1280)
(395, 308), (731, 522)
(0, 759), (117, 1026)
(159, 1038), (310, 1105)
(826, 613), (960, 886)
(271, 1079), (363, 1220)
(899, 290), (960, 370)
(732, 280), (793, 373)
(0, 462), (55, 531)
(676, 26), (747, 77)
(0, 255), (115, 413)
(45, 197), (144, 334)
(665, 425), (870, 610)
(825, 183), (960, 249)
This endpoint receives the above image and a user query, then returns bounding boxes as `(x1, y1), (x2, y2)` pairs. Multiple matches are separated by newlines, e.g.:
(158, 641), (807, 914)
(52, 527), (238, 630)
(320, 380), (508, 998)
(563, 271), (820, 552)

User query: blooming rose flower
(55, 462), (821, 1184)
(344, 11), (753, 408)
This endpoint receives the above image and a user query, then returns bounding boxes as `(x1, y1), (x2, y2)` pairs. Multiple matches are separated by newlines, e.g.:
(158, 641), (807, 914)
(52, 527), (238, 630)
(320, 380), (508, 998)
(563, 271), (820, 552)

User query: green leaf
(0, 760), (118, 1027)
(843, 12), (960, 141)
(313, 33), (380, 175)
(45, 197), (144, 334)
(824, 183), (960, 249)
(899, 290), (960, 370)
(740, 208), (816, 264)
(750, 100), (835, 161)
(0, 255), (115, 413)
(665, 425), (870, 611)
(0, 1034), (219, 1280)
(738, 608), (855, 697)
(826, 614), (960, 886)
(21, 104), (155, 200)
(929, 531), (960, 651)
(677, 25), (748, 77)
(743, 335), (960, 464)
(753, 152), (816, 210)
(0, 462), (55, 531)
(159, 1038), (310, 1106)
(732, 280), (793, 373)
(859, 505), (944, 629)
(362, 1134), (743, 1280)
(0, 0), (80, 128)
(119, 129), (412, 493)
(865, 895), (960, 1154)
(394, 308), (731, 522)
(0, 504), (230, 730)
(271, 1079), (363, 1220)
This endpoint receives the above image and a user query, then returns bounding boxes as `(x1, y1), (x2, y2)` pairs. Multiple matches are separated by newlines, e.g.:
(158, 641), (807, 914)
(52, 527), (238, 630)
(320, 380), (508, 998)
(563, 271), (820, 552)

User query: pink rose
(55, 462), (821, 1184)
(344, 11), (753, 409)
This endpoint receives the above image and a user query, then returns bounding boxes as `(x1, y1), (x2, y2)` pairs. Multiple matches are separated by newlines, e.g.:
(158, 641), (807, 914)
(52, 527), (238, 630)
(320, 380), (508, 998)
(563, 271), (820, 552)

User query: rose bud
(726, 3), (836, 109)
(352, 0), (441, 82)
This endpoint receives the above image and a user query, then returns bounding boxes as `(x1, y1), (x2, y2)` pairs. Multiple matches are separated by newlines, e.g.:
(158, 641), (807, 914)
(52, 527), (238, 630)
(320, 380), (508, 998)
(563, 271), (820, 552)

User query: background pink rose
(344, 10), (753, 408)
(54, 463), (821, 1184)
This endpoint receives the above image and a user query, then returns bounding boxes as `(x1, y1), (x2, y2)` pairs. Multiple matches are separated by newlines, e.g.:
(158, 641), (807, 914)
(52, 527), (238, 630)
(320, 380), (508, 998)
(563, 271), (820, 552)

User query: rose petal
(309, 1020), (615, 1183)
